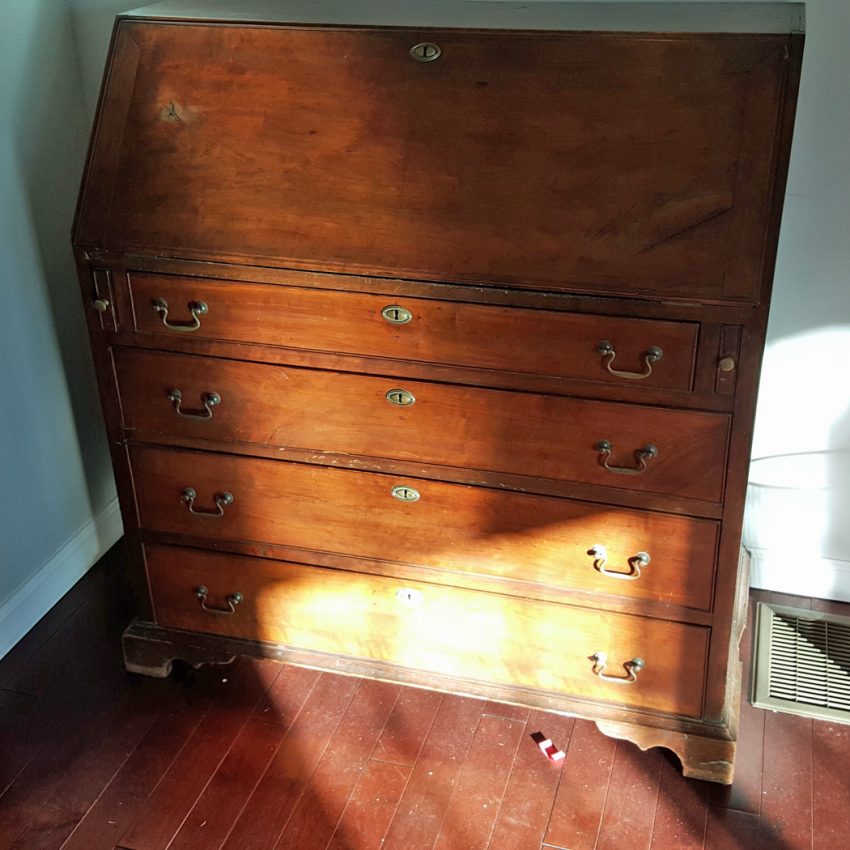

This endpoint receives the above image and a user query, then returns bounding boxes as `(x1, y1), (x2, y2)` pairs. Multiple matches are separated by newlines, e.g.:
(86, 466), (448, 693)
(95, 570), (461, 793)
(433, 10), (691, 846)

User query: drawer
(80, 24), (788, 302)
(132, 446), (718, 611)
(127, 272), (699, 391)
(117, 349), (728, 503)
(146, 544), (709, 718)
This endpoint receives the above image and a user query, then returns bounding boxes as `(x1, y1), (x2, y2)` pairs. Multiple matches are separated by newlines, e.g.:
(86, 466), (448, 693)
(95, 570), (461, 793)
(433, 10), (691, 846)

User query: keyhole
(391, 485), (420, 502)
(410, 42), (441, 62)
(386, 389), (416, 407)
(381, 305), (412, 325)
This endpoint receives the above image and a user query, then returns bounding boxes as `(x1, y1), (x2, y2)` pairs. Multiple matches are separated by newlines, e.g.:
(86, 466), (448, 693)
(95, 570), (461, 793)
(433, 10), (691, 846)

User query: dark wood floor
(1, 544), (848, 850)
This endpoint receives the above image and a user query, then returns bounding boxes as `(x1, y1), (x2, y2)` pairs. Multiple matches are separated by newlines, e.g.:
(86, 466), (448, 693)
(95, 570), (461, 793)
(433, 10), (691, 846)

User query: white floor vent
(752, 602), (850, 722)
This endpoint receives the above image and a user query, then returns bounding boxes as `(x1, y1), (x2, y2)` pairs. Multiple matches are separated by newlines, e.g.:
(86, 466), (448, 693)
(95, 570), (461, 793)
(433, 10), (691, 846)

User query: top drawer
(127, 272), (699, 392)
(76, 23), (789, 303)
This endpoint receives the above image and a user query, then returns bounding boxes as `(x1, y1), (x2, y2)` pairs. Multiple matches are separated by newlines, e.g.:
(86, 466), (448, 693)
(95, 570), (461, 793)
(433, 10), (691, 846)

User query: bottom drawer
(146, 544), (709, 718)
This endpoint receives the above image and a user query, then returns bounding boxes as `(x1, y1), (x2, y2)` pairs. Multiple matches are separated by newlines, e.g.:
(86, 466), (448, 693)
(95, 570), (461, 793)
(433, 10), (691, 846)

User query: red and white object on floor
(537, 737), (565, 762)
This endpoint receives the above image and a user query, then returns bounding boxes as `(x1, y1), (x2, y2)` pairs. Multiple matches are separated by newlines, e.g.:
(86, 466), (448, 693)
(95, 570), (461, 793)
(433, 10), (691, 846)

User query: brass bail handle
(597, 340), (663, 380)
(589, 545), (651, 580)
(195, 586), (243, 615)
(596, 440), (658, 475)
(590, 652), (645, 684)
(181, 487), (234, 517)
(168, 388), (221, 420)
(153, 297), (208, 333)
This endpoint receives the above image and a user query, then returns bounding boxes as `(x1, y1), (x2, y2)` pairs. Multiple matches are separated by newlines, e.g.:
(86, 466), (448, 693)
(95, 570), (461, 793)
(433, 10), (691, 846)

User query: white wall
(745, 0), (850, 599)
(0, 0), (121, 659)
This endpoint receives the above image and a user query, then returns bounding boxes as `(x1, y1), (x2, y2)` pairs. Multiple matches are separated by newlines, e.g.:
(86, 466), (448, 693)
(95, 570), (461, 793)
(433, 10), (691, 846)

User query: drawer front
(127, 273), (700, 391)
(132, 446), (718, 611)
(80, 24), (787, 303)
(117, 350), (728, 502)
(146, 544), (709, 718)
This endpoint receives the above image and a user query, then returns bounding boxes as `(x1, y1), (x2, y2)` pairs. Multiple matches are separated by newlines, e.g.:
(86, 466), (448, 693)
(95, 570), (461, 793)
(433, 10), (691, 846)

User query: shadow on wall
(69, 0), (134, 117)
(745, 326), (850, 600)
(14, 0), (115, 511)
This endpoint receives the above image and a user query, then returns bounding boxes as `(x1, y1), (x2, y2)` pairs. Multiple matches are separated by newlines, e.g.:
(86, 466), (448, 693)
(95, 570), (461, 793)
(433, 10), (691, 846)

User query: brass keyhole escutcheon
(391, 485), (420, 503)
(386, 388), (416, 407)
(381, 305), (412, 325)
(410, 42), (441, 62)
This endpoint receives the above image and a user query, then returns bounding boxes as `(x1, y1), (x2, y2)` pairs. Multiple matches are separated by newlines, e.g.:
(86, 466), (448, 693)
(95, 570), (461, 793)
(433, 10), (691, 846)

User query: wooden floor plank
(487, 710), (574, 850)
(0, 560), (132, 801)
(649, 754), (710, 850)
(543, 720), (618, 850)
(219, 672), (360, 850)
(253, 663), (322, 726)
(272, 679), (400, 850)
(704, 810), (760, 850)
(325, 759), (412, 850)
(381, 694), (485, 850)
(594, 742), (664, 850)
(9, 683), (165, 850)
(432, 714), (526, 850)
(757, 711), (813, 850)
(119, 659), (281, 850)
(0, 646), (135, 847)
(811, 720), (850, 850)
(60, 696), (213, 850)
(167, 716), (289, 850)
(370, 687), (442, 767)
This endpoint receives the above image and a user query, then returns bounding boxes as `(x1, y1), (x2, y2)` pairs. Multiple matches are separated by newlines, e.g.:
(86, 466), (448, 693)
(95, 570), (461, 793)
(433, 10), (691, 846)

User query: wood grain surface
(145, 543), (710, 718)
(78, 24), (788, 304)
(131, 444), (719, 611)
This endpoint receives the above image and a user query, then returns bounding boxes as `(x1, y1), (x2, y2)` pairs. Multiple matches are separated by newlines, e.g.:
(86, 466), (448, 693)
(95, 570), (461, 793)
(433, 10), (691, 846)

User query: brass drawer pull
(590, 652), (645, 684)
(181, 487), (234, 517)
(386, 388), (416, 407)
(410, 42), (441, 62)
(92, 298), (110, 313)
(391, 485), (420, 502)
(381, 305), (412, 325)
(152, 297), (208, 333)
(589, 545), (650, 580)
(596, 440), (658, 475)
(195, 585), (243, 615)
(597, 340), (663, 380)
(168, 388), (221, 419)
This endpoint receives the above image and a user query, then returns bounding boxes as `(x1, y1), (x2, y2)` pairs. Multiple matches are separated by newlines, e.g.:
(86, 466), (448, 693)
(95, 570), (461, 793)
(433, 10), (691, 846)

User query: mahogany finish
(117, 350), (730, 502)
(78, 24), (788, 304)
(146, 544), (709, 718)
(132, 445), (719, 611)
(125, 272), (701, 391)
(72, 2), (804, 784)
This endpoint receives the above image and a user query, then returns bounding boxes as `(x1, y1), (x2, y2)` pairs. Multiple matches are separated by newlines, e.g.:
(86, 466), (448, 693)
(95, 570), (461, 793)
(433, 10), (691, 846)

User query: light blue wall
(0, 0), (117, 654)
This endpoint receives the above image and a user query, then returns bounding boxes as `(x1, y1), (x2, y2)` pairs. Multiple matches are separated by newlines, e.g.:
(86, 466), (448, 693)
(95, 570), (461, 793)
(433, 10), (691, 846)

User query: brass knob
(718, 357), (736, 372)
(92, 299), (110, 312)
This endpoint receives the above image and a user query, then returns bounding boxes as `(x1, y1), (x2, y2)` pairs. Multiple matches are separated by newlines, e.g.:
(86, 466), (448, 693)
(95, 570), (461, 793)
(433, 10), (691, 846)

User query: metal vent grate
(752, 603), (850, 723)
